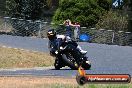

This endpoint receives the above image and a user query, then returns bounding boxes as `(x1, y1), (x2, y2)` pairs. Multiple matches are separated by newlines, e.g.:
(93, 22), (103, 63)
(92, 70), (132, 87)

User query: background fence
(0, 16), (132, 46)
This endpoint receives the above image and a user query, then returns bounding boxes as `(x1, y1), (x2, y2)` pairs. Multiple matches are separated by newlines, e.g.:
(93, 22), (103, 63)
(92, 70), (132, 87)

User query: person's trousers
(66, 30), (72, 38)
(74, 29), (80, 41)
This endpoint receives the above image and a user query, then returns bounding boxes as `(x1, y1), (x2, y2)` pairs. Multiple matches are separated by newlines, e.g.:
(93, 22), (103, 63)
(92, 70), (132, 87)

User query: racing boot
(77, 45), (87, 54)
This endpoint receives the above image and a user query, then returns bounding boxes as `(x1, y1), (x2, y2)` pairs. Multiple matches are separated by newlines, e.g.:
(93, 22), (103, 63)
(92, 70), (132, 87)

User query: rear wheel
(76, 75), (86, 85)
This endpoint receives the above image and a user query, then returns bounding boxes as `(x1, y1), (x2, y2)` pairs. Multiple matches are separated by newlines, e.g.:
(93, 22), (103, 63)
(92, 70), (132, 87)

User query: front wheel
(62, 54), (78, 70)
(54, 58), (61, 70)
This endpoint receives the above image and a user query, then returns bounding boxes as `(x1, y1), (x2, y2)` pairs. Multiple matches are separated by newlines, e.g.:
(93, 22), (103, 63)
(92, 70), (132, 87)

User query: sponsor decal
(76, 67), (131, 85)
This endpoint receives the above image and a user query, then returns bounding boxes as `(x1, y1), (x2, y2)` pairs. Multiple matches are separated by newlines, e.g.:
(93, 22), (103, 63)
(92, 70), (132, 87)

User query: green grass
(45, 84), (131, 88)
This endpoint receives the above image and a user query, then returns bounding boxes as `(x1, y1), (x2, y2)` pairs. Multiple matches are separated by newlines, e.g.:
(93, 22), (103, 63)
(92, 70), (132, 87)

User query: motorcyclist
(47, 29), (87, 56)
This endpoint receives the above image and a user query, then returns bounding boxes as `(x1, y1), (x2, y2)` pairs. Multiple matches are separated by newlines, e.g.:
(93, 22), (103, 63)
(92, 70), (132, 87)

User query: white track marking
(0, 45), (40, 53)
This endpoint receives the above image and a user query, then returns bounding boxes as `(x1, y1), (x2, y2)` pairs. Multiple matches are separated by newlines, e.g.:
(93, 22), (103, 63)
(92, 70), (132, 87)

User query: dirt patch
(0, 47), (54, 68)
(0, 76), (77, 88)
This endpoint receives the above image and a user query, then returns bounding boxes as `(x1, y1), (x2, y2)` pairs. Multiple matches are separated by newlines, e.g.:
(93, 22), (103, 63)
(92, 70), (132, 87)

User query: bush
(96, 10), (128, 31)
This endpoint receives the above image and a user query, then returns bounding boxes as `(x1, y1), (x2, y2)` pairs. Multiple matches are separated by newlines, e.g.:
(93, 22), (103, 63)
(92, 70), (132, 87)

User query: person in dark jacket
(47, 29), (87, 56)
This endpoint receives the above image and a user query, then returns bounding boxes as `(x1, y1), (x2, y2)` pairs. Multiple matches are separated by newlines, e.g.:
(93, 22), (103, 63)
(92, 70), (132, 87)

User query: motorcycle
(50, 38), (91, 70)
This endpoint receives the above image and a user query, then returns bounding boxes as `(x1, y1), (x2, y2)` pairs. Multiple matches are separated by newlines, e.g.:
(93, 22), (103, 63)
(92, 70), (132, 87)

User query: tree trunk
(128, 0), (132, 32)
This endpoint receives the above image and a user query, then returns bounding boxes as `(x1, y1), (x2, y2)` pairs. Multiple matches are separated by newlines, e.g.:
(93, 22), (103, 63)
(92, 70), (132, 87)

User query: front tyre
(54, 58), (61, 70)
(62, 54), (78, 70)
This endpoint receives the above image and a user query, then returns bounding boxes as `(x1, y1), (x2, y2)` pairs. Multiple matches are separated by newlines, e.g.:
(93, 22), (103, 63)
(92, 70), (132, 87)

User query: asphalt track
(0, 35), (132, 77)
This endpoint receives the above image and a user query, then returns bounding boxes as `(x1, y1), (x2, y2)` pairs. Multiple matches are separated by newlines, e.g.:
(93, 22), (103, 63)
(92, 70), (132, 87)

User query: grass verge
(0, 47), (54, 68)
(0, 77), (131, 88)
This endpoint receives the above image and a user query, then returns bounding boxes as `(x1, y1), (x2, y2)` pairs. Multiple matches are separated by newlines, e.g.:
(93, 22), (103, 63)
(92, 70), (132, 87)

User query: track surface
(0, 35), (132, 77)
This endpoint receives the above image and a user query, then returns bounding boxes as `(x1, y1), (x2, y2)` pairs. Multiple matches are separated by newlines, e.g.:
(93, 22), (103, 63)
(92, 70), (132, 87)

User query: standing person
(73, 22), (80, 41)
(63, 19), (72, 38)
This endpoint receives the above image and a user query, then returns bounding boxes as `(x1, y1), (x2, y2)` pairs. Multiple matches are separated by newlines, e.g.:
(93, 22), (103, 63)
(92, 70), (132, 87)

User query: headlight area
(60, 46), (64, 50)
(55, 51), (58, 54)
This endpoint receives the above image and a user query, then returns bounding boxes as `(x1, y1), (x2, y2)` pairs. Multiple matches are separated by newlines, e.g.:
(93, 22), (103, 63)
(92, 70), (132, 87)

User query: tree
(5, 0), (17, 16)
(97, 0), (111, 10)
(52, 0), (111, 27)
(6, 0), (49, 20)
(121, 0), (132, 32)
(5, 0), (59, 20)
(16, 0), (46, 20)
(0, 0), (6, 15)
(128, 0), (132, 32)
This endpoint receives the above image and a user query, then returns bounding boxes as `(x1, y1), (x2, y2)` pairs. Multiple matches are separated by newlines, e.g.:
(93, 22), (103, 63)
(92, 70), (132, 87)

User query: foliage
(18, 0), (46, 20)
(95, 10), (128, 31)
(5, 0), (49, 20)
(52, 0), (111, 27)
(0, 0), (6, 15)
(5, 0), (60, 20)
(97, 0), (111, 10)
(5, 0), (17, 16)
(46, 0), (52, 9)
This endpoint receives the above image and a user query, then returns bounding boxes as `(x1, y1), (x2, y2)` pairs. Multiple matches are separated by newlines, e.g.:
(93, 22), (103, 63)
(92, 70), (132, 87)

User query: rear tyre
(76, 75), (86, 85)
